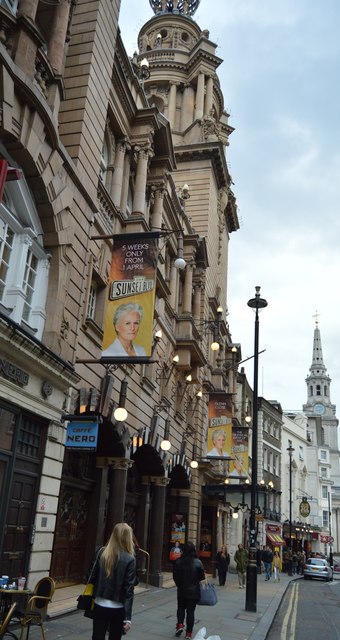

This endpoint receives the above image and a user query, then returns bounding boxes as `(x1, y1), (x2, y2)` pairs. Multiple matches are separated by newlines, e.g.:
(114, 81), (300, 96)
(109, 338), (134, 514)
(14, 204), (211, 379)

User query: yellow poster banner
(206, 394), (233, 459)
(228, 427), (250, 480)
(101, 233), (159, 363)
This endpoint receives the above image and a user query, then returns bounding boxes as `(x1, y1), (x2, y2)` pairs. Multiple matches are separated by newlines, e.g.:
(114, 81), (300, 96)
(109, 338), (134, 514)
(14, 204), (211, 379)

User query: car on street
(304, 557), (333, 581)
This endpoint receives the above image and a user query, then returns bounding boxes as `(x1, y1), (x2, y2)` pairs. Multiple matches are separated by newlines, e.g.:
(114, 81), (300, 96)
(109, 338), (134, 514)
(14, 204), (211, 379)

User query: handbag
(77, 582), (94, 611)
(198, 581), (218, 606)
(77, 547), (102, 612)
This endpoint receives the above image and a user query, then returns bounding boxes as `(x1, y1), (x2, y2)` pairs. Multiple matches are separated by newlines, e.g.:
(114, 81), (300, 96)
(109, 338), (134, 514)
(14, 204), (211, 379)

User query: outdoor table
(0, 588), (31, 637)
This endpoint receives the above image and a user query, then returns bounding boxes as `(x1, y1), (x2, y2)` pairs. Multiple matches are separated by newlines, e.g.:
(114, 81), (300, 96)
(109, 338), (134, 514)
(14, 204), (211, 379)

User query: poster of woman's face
(101, 234), (159, 362)
(169, 513), (186, 560)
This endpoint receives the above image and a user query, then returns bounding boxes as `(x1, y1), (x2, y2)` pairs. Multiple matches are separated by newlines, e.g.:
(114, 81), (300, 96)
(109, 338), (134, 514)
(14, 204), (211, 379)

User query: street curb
(249, 577), (298, 640)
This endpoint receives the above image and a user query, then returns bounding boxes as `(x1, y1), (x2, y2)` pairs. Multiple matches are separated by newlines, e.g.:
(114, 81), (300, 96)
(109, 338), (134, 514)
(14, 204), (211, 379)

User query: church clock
(314, 403), (325, 415)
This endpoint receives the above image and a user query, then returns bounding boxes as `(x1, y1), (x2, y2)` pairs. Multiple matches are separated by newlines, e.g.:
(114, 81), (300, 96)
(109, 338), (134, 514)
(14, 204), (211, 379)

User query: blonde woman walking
(272, 551), (282, 582)
(90, 522), (136, 640)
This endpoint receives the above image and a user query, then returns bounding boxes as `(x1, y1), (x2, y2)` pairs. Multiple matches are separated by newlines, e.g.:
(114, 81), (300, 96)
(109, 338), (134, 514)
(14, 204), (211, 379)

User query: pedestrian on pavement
(234, 543), (248, 588)
(173, 541), (205, 640)
(297, 550), (304, 575)
(216, 544), (230, 586)
(272, 551), (282, 582)
(90, 522), (136, 640)
(292, 553), (298, 575)
(262, 546), (273, 581)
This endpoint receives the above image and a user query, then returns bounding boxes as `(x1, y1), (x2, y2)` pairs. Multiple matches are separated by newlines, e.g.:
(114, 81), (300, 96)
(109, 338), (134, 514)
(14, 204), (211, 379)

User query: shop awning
(267, 532), (285, 546)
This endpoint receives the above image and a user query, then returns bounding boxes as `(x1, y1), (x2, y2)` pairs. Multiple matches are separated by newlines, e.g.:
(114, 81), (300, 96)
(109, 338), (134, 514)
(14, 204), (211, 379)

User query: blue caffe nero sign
(65, 421), (99, 450)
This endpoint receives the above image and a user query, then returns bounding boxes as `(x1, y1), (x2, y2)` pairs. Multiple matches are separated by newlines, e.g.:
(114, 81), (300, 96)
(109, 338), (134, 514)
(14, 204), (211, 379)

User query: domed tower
(136, 0), (232, 148)
(134, 0), (239, 317)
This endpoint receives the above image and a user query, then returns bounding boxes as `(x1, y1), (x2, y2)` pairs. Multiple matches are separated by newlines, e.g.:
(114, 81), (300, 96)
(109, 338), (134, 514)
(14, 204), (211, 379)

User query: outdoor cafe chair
(0, 602), (18, 640)
(19, 577), (55, 640)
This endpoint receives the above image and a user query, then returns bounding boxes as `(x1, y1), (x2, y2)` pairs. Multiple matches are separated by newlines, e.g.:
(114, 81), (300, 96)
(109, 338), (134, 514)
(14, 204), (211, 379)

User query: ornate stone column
(205, 75), (214, 116)
(168, 82), (178, 128)
(120, 147), (131, 213)
(182, 263), (193, 314)
(169, 262), (178, 309)
(151, 186), (165, 230)
(132, 146), (152, 216)
(136, 479), (151, 552)
(195, 73), (205, 120)
(17, 0), (39, 19)
(14, 0), (41, 76)
(111, 140), (127, 208)
(193, 283), (202, 323)
(105, 458), (133, 539)
(180, 83), (195, 131)
(48, 0), (72, 74)
(149, 476), (169, 587)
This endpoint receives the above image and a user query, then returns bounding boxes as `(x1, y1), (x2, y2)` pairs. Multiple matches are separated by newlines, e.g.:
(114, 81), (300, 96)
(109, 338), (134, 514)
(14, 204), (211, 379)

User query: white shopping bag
(193, 628), (221, 640)
(193, 628), (207, 640)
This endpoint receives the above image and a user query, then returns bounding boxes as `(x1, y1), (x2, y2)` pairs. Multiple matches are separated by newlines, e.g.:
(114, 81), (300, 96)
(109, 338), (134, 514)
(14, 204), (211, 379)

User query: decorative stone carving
(217, 187), (229, 264)
(149, 0), (201, 17)
(200, 111), (221, 142)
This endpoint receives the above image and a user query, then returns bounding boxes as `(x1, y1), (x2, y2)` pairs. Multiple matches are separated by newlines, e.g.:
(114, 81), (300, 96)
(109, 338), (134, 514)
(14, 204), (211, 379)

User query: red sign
(320, 535), (332, 543)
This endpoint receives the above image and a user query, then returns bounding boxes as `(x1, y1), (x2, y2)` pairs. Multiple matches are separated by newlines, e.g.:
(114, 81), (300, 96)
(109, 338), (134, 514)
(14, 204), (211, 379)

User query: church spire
(303, 313), (332, 415)
(310, 311), (326, 374)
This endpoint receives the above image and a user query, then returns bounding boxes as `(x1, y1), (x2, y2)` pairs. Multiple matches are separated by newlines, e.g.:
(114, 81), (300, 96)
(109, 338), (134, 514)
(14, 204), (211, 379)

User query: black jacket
(173, 557), (205, 600)
(262, 549), (273, 564)
(216, 551), (230, 571)
(93, 551), (136, 621)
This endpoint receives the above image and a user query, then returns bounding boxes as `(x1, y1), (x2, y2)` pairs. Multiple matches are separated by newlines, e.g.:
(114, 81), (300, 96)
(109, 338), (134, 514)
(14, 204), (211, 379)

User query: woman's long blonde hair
(101, 522), (135, 577)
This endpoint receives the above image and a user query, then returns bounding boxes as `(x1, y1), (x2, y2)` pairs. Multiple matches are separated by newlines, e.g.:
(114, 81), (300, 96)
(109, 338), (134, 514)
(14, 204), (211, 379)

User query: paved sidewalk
(16, 572), (297, 640)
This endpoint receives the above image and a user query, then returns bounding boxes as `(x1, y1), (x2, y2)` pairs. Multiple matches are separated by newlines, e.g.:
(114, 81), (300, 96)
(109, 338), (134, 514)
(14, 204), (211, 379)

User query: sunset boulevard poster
(101, 233), (159, 362)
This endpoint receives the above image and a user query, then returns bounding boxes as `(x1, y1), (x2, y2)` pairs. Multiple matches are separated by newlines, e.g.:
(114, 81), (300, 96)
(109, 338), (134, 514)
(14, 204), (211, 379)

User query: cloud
(119, 0), (340, 412)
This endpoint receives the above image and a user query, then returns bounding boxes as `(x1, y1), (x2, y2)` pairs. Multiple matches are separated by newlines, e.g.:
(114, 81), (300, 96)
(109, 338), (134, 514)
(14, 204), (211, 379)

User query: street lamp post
(328, 492), (334, 568)
(287, 445), (295, 576)
(245, 286), (267, 613)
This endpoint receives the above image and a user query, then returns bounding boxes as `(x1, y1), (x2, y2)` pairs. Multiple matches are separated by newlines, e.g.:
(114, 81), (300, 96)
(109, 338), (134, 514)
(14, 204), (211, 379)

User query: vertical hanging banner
(228, 427), (250, 480)
(206, 393), (233, 458)
(101, 233), (159, 363)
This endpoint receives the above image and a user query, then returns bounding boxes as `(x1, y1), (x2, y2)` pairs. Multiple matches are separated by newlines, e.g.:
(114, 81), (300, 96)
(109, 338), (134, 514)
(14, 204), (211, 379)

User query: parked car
(304, 557), (333, 581)
(333, 561), (340, 573)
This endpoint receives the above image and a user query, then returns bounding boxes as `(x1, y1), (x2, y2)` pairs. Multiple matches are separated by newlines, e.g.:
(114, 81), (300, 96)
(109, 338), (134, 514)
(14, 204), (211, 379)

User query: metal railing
(136, 548), (150, 590)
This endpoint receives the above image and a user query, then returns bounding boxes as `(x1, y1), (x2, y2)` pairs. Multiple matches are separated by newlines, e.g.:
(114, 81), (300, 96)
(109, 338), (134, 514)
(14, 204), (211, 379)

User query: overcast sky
(119, 0), (340, 413)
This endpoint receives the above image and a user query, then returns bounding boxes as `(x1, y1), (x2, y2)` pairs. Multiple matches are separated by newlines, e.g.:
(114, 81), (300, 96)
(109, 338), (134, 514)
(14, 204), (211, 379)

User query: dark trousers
(218, 569), (227, 586)
(92, 603), (125, 640)
(264, 562), (271, 580)
(177, 596), (197, 633)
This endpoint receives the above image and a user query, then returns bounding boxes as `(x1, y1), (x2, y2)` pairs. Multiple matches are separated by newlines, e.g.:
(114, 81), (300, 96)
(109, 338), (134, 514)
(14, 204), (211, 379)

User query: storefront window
(0, 407), (16, 451)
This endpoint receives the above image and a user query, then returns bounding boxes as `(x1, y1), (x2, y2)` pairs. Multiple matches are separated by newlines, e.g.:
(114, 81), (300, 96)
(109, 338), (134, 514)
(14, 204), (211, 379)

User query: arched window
(0, 171), (50, 339)
(316, 384), (321, 396)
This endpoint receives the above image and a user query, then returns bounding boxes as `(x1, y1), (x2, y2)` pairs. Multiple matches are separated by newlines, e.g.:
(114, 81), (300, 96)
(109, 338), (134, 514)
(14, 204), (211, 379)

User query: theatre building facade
(0, 0), (241, 588)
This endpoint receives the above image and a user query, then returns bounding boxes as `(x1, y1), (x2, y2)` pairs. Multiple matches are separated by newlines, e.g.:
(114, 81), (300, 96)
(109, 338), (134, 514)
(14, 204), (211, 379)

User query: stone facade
(0, 0), (240, 588)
